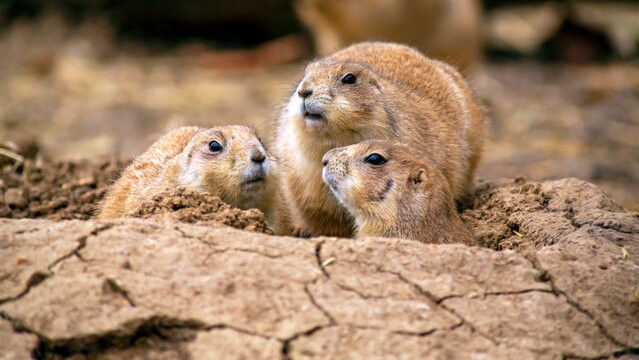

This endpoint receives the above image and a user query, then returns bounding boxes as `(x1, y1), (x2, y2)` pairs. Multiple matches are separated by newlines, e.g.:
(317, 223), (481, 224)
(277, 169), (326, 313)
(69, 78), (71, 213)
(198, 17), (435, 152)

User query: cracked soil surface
(1, 175), (639, 359)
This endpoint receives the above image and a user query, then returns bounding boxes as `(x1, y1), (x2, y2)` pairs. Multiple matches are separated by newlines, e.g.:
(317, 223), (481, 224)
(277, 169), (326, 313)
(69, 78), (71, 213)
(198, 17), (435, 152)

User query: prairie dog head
(284, 60), (390, 148)
(322, 139), (462, 241)
(178, 125), (273, 210)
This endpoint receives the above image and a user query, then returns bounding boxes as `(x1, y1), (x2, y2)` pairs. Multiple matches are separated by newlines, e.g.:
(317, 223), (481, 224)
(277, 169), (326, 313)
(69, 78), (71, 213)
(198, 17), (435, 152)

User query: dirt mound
(462, 176), (639, 251)
(0, 157), (125, 220)
(130, 187), (272, 234)
(1, 177), (638, 359)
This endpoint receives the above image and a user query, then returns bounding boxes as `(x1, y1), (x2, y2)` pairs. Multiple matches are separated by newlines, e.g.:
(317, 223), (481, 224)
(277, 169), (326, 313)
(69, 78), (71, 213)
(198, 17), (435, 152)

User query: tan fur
(99, 125), (287, 233)
(294, 0), (482, 71)
(322, 140), (474, 244)
(276, 42), (485, 237)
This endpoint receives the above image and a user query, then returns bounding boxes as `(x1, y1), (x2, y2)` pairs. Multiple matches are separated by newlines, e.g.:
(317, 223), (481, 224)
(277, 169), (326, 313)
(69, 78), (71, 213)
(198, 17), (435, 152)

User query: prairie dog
(322, 140), (474, 244)
(294, 0), (482, 71)
(99, 126), (283, 231)
(276, 42), (484, 237)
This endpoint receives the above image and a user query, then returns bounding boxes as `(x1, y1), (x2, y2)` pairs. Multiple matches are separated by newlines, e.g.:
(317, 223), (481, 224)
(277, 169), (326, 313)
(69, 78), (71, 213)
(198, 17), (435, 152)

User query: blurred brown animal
(322, 140), (475, 244)
(295, 0), (482, 71)
(276, 42), (485, 237)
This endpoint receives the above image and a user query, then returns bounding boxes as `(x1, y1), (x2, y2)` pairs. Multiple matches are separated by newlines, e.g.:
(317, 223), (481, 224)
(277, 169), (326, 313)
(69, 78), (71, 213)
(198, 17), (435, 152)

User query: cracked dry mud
(1, 177), (639, 359)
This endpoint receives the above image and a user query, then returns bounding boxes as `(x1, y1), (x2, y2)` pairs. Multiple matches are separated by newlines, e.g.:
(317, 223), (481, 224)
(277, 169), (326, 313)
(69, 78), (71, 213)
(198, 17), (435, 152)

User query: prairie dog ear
(410, 167), (428, 187)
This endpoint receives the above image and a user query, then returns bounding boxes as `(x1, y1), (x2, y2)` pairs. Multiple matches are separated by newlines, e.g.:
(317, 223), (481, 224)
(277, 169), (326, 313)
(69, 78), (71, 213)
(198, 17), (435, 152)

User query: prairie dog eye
(208, 140), (223, 153)
(365, 153), (386, 166)
(341, 73), (357, 85)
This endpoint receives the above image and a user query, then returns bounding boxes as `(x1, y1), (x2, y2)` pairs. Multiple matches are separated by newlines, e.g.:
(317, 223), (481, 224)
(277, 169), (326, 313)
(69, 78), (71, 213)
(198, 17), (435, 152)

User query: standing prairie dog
(295, 0), (482, 72)
(276, 42), (484, 237)
(99, 125), (284, 232)
(322, 140), (474, 244)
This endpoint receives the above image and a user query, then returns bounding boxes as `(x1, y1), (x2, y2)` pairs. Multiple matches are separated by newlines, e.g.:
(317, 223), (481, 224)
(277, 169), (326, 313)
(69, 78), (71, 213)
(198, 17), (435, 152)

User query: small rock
(4, 188), (27, 208)
(0, 205), (11, 217)
(72, 186), (92, 200)
(47, 198), (68, 210)
(77, 174), (97, 187)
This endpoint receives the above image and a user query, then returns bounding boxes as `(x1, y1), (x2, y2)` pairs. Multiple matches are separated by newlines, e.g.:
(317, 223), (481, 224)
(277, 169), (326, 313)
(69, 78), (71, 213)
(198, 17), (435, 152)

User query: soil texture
(0, 157), (124, 220)
(1, 175), (638, 359)
(131, 187), (273, 234)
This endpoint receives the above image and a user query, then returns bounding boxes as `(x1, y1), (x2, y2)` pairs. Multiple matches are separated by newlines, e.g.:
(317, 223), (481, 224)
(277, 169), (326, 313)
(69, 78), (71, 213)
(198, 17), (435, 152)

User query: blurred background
(0, 0), (638, 210)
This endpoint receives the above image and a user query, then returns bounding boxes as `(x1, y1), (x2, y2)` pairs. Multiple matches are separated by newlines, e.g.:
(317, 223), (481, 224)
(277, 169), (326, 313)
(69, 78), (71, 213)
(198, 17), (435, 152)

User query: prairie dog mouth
(304, 111), (323, 120)
(322, 168), (339, 192)
(322, 167), (349, 207)
(242, 176), (264, 185)
(302, 100), (325, 121)
(242, 164), (268, 187)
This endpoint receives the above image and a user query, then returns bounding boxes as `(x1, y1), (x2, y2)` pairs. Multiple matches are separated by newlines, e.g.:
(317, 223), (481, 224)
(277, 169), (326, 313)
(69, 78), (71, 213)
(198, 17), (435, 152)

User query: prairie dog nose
(322, 151), (333, 166)
(298, 88), (313, 99)
(249, 147), (266, 163)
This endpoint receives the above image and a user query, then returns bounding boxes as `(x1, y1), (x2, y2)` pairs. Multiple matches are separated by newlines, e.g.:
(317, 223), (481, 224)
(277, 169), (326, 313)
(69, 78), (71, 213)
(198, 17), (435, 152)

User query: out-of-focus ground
(1, 12), (638, 210)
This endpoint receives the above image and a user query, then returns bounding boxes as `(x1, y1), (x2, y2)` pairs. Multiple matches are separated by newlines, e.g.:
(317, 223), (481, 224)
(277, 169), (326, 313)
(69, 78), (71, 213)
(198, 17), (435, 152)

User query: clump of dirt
(461, 175), (638, 251)
(130, 187), (273, 234)
(460, 176), (540, 251)
(0, 156), (126, 220)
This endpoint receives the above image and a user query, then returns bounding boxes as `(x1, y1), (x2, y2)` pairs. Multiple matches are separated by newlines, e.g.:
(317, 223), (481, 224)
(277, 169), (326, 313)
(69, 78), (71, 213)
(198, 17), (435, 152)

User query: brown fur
(322, 140), (474, 245)
(294, 0), (482, 71)
(99, 125), (286, 233)
(276, 42), (485, 237)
